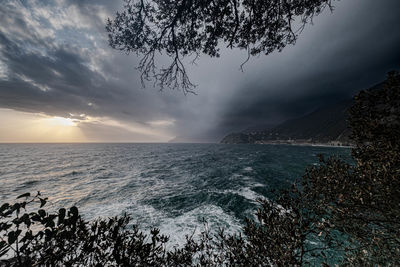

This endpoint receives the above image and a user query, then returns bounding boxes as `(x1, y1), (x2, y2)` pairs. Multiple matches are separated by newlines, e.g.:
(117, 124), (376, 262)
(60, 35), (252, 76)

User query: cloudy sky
(0, 0), (399, 142)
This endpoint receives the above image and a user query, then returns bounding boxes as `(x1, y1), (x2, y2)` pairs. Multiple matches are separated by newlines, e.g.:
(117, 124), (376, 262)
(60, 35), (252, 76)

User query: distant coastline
(222, 139), (353, 148)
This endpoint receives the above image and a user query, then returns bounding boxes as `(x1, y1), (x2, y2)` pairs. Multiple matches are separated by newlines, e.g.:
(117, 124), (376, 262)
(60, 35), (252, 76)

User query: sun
(48, 117), (77, 127)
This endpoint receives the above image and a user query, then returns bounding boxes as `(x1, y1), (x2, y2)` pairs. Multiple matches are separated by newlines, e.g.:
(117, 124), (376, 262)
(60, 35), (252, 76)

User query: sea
(0, 143), (351, 247)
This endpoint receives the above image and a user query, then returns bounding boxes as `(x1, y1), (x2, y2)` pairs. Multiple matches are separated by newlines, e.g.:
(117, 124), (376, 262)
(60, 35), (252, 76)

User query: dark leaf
(40, 198), (47, 208)
(17, 192), (30, 199)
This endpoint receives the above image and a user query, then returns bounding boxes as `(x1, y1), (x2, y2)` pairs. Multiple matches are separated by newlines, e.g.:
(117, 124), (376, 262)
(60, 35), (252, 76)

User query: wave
(0, 143), (350, 247)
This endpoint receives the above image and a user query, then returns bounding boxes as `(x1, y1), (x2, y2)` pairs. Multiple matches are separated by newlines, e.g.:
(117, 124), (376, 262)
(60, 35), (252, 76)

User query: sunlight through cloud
(47, 117), (77, 127)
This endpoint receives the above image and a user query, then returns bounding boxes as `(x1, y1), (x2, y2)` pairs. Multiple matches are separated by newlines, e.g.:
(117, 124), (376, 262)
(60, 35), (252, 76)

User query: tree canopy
(106, 0), (335, 93)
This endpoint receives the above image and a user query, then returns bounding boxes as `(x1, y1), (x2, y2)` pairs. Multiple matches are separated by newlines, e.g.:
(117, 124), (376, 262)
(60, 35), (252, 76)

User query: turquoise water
(0, 143), (350, 246)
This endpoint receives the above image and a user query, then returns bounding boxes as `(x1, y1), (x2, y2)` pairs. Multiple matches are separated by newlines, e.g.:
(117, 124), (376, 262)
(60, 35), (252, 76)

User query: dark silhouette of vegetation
(300, 71), (400, 265)
(106, 0), (335, 93)
(1, 72), (399, 266)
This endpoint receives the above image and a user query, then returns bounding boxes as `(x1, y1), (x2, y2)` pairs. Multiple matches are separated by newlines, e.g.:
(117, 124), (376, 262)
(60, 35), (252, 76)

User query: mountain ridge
(220, 80), (386, 145)
(220, 100), (353, 146)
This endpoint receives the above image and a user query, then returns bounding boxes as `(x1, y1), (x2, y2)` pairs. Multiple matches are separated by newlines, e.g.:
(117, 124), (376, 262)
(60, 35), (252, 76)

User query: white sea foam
(222, 187), (265, 203)
(251, 183), (265, 187)
(156, 205), (242, 248)
(243, 166), (253, 172)
(79, 202), (241, 248)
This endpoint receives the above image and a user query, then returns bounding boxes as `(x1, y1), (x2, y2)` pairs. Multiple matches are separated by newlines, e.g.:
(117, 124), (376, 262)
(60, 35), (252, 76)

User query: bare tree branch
(107, 0), (336, 93)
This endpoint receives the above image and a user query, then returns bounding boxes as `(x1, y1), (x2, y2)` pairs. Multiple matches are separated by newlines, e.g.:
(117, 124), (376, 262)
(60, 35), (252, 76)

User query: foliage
(106, 0), (335, 93)
(301, 71), (400, 265)
(0, 193), (172, 266)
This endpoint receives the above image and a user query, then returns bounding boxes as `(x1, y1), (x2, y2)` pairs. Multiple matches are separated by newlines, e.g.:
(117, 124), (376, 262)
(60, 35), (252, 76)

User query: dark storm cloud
(0, 0), (182, 130)
(216, 0), (400, 134)
(0, 33), (105, 115)
(0, 0), (399, 142)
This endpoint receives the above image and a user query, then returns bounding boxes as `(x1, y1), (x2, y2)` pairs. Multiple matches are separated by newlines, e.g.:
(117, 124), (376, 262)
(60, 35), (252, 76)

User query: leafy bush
(301, 71), (400, 265)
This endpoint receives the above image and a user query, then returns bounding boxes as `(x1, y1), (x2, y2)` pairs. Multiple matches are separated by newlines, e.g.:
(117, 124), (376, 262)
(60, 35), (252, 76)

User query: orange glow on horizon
(0, 109), (174, 143)
(0, 110), (86, 142)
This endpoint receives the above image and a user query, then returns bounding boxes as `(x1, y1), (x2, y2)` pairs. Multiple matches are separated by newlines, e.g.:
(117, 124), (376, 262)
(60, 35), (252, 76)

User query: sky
(0, 0), (399, 143)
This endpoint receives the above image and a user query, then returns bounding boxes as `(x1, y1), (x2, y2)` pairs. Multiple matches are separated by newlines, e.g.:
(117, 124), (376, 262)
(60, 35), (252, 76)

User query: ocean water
(0, 143), (350, 246)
